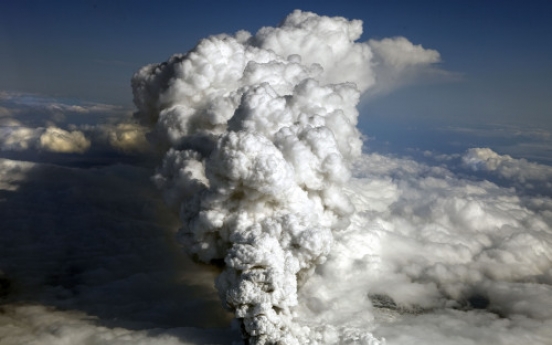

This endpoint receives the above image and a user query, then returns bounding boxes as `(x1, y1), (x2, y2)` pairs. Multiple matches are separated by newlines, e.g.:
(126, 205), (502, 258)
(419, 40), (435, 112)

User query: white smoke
(132, 10), (440, 344)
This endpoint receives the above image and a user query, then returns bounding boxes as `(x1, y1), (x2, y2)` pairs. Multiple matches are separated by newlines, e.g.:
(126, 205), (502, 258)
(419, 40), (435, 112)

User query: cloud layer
(298, 152), (552, 343)
(463, 147), (552, 193)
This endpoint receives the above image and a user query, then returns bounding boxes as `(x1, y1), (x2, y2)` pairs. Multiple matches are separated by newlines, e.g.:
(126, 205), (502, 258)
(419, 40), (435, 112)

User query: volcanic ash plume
(132, 10), (437, 344)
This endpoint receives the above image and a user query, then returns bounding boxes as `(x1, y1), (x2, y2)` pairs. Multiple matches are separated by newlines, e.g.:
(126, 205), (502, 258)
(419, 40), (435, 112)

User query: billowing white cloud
(131, 9), (456, 345)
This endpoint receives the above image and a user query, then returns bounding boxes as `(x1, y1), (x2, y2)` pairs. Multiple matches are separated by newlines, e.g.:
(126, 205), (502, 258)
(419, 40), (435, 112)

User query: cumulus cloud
(80, 123), (151, 153)
(39, 127), (91, 153)
(0, 92), (150, 156)
(0, 126), (90, 153)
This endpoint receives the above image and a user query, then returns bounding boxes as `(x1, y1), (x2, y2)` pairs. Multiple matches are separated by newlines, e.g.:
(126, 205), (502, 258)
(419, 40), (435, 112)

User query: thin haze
(0, 3), (551, 345)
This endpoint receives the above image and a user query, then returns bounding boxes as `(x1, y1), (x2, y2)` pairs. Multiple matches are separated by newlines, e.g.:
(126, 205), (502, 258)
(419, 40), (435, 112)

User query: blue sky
(1, 1), (552, 148)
